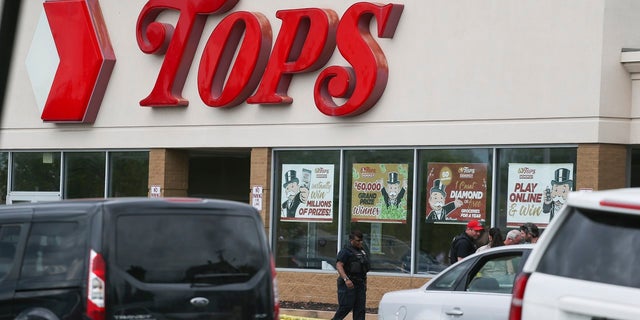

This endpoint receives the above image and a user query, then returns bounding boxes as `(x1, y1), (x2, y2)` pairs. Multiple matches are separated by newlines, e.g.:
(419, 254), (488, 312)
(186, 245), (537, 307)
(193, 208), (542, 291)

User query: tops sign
(38, 0), (404, 123)
(137, 0), (404, 117)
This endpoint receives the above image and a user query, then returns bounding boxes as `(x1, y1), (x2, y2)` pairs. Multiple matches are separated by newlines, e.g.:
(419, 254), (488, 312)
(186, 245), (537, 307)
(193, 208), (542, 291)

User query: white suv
(509, 188), (640, 320)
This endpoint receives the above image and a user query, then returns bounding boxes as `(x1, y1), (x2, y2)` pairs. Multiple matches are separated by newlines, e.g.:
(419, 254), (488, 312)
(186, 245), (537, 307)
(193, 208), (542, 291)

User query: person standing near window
(520, 222), (540, 244)
(504, 229), (524, 245)
(476, 227), (504, 252)
(449, 220), (484, 263)
(332, 230), (370, 320)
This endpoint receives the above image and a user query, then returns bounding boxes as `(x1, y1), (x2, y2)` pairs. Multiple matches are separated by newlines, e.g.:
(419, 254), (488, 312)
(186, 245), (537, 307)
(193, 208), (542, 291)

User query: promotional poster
(281, 164), (335, 222)
(506, 163), (574, 227)
(426, 163), (488, 224)
(351, 163), (409, 223)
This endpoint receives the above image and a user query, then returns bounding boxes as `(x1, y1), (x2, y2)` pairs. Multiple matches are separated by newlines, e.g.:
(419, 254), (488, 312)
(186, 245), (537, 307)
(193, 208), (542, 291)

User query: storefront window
(108, 151), (149, 197)
(342, 149), (414, 274)
(64, 152), (106, 198)
(495, 147), (577, 231)
(273, 150), (340, 269)
(273, 146), (577, 275)
(417, 148), (492, 269)
(11, 152), (61, 191)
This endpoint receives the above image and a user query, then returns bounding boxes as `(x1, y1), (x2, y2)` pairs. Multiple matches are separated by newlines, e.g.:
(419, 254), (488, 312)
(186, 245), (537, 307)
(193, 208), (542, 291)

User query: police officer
(332, 229), (370, 320)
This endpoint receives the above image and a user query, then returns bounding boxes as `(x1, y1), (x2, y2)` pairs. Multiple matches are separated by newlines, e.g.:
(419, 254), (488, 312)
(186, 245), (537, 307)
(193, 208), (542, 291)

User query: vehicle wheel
(15, 307), (59, 320)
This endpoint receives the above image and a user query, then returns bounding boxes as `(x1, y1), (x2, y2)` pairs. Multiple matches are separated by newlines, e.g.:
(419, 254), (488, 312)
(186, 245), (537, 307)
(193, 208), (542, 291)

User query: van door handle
(444, 307), (464, 316)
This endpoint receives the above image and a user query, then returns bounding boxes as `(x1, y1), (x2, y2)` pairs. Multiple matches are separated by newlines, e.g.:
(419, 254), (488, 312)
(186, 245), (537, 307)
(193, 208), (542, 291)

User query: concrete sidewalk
(280, 308), (376, 320)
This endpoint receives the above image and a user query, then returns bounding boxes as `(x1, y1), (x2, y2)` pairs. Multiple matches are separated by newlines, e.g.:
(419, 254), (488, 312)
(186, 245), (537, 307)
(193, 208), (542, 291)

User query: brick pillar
(250, 148), (272, 236)
(148, 149), (189, 197)
(576, 144), (627, 191)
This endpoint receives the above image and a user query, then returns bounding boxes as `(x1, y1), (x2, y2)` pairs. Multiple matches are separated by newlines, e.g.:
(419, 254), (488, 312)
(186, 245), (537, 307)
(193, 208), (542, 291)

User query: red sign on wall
(37, 0), (115, 123)
(35, 1), (403, 123)
(137, 0), (404, 116)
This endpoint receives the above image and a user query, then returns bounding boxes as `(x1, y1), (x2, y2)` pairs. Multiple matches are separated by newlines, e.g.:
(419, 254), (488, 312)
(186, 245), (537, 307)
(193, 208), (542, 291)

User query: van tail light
(509, 272), (530, 320)
(271, 256), (280, 320)
(87, 250), (106, 320)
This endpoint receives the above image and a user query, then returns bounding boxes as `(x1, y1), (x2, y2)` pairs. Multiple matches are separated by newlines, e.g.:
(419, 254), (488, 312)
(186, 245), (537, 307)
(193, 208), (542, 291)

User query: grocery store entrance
(187, 149), (251, 202)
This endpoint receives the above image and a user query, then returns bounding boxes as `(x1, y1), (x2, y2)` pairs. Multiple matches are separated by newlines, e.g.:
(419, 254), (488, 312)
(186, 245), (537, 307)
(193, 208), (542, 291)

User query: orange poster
(426, 163), (488, 224)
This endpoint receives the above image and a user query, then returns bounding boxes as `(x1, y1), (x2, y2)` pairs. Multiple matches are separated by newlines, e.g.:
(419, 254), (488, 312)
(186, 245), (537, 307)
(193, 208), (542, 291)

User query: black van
(0, 198), (279, 320)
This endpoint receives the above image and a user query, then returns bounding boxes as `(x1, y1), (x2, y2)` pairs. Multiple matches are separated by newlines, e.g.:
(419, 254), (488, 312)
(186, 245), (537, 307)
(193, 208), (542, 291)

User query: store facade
(2, 0), (640, 308)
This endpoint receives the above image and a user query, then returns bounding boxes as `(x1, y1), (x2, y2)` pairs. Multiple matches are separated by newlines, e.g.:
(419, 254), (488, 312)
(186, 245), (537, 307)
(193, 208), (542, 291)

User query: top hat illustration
(430, 179), (446, 195)
(551, 168), (573, 186)
(283, 170), (299, 187)
(387, 172), (400, 184)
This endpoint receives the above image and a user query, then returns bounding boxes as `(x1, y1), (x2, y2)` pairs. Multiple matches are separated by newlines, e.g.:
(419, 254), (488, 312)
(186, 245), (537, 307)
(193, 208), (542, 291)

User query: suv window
(21, 222), (86, 282)
(537, 206), (640, 288)
(0, 225), (21, 280)
(116, 214), (265, 284)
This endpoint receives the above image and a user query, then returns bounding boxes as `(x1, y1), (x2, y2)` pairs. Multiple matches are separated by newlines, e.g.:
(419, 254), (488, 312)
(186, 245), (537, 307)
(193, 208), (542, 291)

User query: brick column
(576, 144), (627, 191)
(148, 149), (189, 197)
(250, 148), (272, 235)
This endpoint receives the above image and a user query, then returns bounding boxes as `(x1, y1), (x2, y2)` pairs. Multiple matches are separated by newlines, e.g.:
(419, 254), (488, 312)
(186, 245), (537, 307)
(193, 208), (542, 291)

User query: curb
(280, 315), (325, 320)
(280, 309), (377, 320)
(280, 309), (332, 320)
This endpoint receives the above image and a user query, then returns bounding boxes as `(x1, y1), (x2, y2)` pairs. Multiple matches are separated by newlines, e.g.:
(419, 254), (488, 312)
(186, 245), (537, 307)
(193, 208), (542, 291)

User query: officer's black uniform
(332, 242), (370, 320)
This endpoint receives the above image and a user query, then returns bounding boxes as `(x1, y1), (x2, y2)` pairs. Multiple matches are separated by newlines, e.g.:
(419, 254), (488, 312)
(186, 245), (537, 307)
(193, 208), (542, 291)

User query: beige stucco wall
(3, 0), (640, 149)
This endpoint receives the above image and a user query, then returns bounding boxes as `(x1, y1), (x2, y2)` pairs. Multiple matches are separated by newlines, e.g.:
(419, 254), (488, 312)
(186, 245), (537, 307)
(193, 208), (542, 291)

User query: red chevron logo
(29, 0), (115, 123)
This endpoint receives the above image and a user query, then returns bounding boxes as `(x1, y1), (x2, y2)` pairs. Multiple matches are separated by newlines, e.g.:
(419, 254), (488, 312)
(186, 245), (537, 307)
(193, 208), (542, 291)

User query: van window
(116, 214), (265, 284)
(536, 207), (640, 288)
(21, 222), (86, 281)
(0, 225), (21, 280)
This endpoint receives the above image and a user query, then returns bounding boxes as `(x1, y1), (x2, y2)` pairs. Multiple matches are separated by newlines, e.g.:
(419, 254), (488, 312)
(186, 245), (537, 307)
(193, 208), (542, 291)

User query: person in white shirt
(476, 227), (504, 252)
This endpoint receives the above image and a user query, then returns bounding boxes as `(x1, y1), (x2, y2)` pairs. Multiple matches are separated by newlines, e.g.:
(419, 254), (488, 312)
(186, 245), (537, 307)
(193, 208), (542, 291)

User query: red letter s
(315, 2), (403, 116)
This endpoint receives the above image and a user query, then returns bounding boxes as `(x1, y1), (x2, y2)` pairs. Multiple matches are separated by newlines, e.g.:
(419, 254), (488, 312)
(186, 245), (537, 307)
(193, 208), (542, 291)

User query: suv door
(0, 224), (26, 320)
(520, 205), (640, 319)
